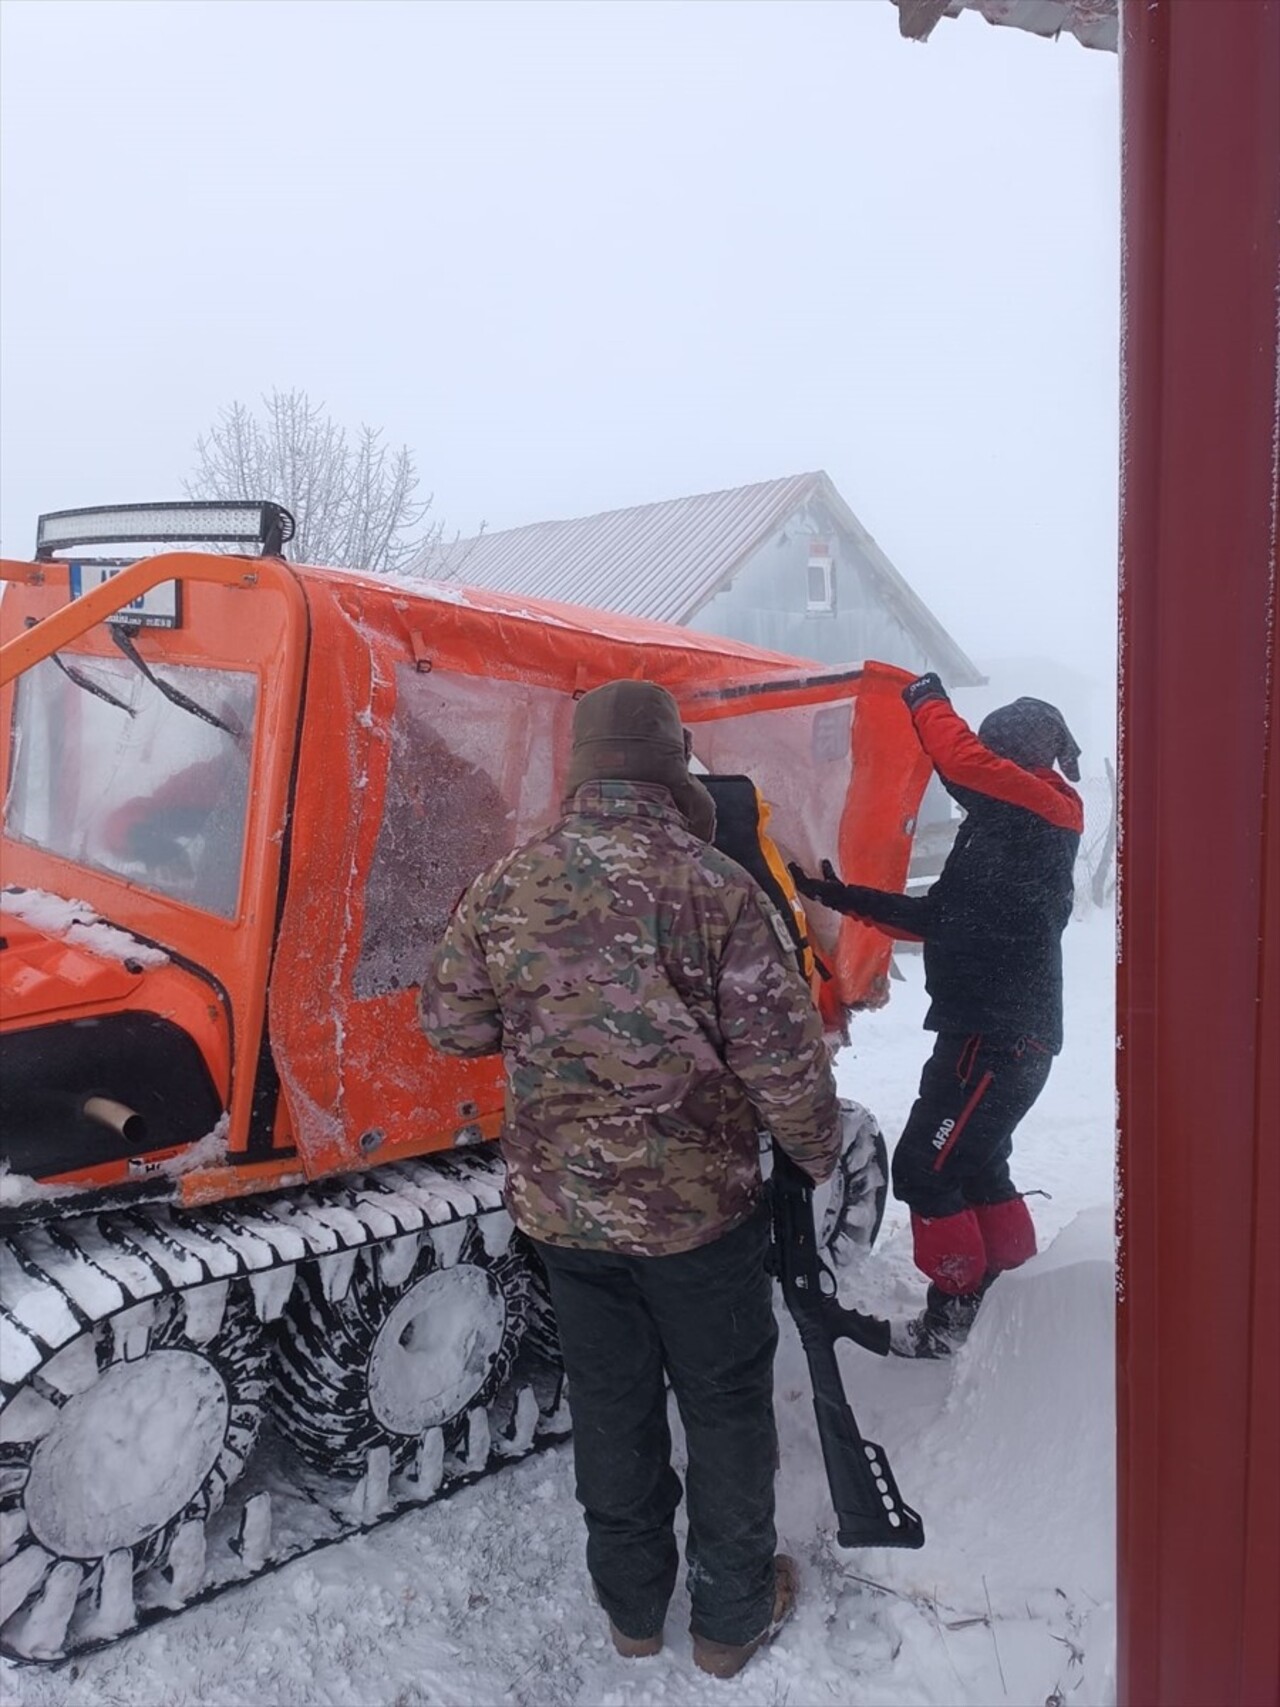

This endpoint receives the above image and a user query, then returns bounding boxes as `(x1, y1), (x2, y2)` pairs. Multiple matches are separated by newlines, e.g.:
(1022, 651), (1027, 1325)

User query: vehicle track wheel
(270, 1215), (533, 1481)
(816, 1100), (890, 1268)
(0, 1286), (267, 1659)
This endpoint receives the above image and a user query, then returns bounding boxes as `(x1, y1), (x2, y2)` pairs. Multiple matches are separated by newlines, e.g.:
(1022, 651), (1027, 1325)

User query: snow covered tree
(188, 389), (437, 573)
(1073, 757), (1117, 912)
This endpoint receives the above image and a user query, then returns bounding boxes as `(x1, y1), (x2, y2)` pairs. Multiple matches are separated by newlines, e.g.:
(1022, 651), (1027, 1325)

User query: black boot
(890, 1279), (992, 1359)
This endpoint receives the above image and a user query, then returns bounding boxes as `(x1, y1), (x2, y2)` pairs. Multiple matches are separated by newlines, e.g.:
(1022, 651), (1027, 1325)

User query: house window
(806, 542), (835, 613)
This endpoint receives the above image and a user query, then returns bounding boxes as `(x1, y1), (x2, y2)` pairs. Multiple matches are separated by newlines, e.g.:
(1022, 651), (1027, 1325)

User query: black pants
(534, 1203), (778, 1647)
(891, 1031), (1054, 1219)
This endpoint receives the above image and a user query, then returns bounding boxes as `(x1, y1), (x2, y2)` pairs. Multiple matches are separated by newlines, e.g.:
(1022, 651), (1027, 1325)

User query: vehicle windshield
(6, 653), (257, 918)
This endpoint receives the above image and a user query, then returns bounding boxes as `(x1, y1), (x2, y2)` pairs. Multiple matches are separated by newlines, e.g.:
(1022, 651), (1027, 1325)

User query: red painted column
(1118, 2), (1280, 1703)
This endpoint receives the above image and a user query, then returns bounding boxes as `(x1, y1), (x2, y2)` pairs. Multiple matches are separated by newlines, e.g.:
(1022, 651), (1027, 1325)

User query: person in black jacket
(790, 673), (1083, 1357)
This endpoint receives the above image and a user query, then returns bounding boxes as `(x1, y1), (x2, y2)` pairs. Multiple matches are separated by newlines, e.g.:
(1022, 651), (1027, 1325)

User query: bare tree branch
(187, 388), (440, 573)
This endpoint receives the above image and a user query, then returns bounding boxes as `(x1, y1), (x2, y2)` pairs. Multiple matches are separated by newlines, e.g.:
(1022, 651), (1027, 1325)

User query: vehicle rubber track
(0, 1150), (567, 1666)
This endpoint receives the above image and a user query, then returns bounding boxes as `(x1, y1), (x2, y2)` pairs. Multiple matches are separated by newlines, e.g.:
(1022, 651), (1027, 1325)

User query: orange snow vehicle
(0, 501), (930, 1662)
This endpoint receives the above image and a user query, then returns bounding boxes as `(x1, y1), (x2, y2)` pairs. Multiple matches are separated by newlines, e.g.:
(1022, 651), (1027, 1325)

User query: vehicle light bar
(35, 500), (296, 560)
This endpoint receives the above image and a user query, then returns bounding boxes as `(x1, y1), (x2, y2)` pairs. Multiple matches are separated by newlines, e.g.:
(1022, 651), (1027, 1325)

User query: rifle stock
(772, 1142), (925, 1550)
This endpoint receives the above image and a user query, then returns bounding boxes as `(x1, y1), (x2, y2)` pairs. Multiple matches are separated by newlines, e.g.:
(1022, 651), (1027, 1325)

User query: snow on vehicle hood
(1, 887), (170, 969)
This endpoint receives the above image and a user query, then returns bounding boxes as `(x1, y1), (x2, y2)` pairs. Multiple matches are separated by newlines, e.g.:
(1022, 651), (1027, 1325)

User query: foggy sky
(0, 0), (1119, 691)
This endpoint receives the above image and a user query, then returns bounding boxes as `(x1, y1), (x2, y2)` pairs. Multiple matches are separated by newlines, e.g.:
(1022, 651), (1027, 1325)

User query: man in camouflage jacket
(422, 679), (840, 1678)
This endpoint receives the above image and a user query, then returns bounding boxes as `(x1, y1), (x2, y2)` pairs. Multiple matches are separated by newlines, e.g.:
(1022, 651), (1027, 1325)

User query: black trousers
(891, 1031), (1054, 1219)
(533, 1203), (778, 1647)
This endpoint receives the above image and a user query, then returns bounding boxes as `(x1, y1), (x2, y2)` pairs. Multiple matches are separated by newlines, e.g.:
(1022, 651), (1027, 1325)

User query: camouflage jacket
(420, 781), (841, 1256)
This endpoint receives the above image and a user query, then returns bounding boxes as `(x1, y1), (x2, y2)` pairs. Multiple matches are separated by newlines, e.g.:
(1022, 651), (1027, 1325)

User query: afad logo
(931, 1118), (955, 1153)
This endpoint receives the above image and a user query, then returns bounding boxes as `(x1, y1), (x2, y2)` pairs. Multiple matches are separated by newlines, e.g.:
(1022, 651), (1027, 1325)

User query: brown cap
(566, 680), (716, 839)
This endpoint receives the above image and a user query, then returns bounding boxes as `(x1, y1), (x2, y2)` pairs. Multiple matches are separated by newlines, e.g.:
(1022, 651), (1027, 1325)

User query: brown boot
(691, 1555), (798, 1680)
(608, 1622), (663, 1659)
(593, 1588), (663, 1659)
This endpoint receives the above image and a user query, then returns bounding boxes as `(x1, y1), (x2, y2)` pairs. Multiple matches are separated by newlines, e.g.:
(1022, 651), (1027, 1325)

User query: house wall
(685, 495), (940, 676)
(686, 494), (954, 833)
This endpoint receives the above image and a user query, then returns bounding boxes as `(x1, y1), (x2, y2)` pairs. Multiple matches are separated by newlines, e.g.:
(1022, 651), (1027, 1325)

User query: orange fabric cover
(266, 568), (930, 1177)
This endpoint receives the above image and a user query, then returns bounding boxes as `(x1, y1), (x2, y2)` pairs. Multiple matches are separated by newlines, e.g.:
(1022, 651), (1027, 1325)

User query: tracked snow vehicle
(0, 501), (929, 1662)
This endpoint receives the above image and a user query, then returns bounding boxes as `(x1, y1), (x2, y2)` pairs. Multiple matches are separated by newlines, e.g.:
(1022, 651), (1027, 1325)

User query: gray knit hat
(978, 697), (1081, 781)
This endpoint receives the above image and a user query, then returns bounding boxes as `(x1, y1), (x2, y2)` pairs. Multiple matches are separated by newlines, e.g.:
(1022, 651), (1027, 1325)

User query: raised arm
(904, 676), (1083, 830)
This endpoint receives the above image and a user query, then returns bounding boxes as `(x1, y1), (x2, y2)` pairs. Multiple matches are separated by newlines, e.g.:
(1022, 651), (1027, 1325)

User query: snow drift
(3, 916), (1119, 1707)
(901, 1204), (1115, 1605)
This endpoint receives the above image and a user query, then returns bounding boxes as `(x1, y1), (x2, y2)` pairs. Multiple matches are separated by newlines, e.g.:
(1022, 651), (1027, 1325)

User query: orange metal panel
(3, 548), (929, 1201)
(0, 554), (261, 687)
(0, 555), (309, 1158)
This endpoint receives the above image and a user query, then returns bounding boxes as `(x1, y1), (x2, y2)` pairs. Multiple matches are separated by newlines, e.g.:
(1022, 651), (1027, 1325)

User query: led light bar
(35, 500), (296, 559)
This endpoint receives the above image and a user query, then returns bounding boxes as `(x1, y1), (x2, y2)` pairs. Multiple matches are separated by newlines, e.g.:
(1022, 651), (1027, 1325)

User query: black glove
(788, 858), (851, 912)
(902, 672), (948, 713)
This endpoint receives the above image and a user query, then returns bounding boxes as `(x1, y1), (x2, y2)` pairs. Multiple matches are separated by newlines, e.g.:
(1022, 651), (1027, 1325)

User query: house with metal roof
(416, 470), (983, 689)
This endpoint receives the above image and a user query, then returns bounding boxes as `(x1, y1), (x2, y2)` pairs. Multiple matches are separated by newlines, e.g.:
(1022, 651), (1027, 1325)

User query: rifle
(771, 1142), (925, 1549)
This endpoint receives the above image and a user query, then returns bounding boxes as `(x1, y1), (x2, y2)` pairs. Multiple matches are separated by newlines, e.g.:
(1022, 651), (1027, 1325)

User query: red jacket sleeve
(912, 699), (1084, 832)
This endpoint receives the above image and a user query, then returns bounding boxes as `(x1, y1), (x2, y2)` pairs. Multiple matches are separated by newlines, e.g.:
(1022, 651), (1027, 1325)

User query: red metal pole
(1118, 2), (1280, 1703)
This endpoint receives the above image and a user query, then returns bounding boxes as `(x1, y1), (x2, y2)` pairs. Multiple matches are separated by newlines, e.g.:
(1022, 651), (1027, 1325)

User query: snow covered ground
(4, 907), (1117, 1707)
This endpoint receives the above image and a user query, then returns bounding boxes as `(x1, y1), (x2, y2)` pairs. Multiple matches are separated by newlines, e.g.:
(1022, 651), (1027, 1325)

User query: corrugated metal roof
(417, 473), (818, 628)
(412, 472), (983, 685)
(893, 0), (1118, 52)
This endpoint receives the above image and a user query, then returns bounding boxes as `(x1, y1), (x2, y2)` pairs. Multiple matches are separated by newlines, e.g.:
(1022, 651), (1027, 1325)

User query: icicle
(249, 1264), (297, 1323)
(158, 1519), (206, 1607)
(495, 1385), (539, 1458)
(429, 1222), (467, 1269)
(78, 1549), (135, 1642)
(110, 1300), (157, 1363)
(348, 1445), (391, 1523)
(0, 1465), (29, 1503)
(0, 1543), (51, 1626)
(401, 1427), (444, 1501)
(318, 1250), (358, 1304)
(375, 1235), (419, 1290)
(39, 1334), (100, 1400)
(450, 1408), (490, 1477)
(0, 1385), (60, 1446)
(480, 1211), (514, 1259)
(231, 1493), (272, 1574)
(538, 1374), (572, 1436)
(1, 1505), (28, 1565)
(3, 1559), (81, 1659)
(183, 1280), (229, 1345)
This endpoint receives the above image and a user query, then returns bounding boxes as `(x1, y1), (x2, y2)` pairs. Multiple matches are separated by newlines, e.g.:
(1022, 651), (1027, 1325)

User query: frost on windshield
(353, 668), (573, 998)
(6, 655), (257, 918)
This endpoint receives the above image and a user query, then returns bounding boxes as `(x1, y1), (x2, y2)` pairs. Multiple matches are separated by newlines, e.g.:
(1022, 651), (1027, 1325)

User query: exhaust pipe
(83, 1096), (148, 1147)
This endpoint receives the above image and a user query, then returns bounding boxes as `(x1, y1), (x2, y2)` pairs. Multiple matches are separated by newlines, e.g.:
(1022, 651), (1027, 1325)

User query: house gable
(686, 475), (983, 685)
(420, 474), (817, 626)
(414, 471), (981, 686)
